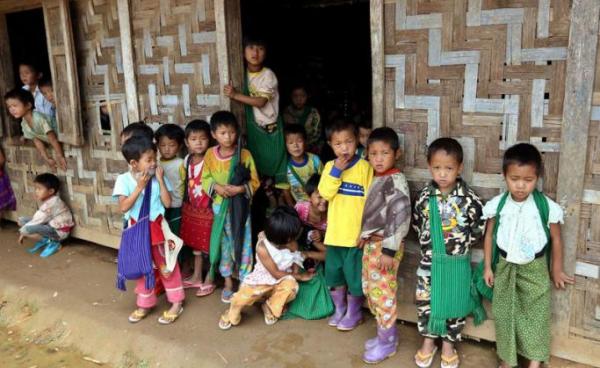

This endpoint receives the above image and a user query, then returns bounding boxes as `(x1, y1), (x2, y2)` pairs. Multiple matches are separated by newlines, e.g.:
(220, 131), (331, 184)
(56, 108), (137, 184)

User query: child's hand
(296, 272), (314, 282)
(155, 166), (164, 181)
(223, 81), (237, 99)
(357, 237), (367, 249)
(309, 230), (322, 243)
(45, 157), (58, 170)
(551, 267), (575, 289)
(483, 267), (494, 287)
(136, 171), (151, 190)
(225, 185), (245, 196)
(334, 154), (352, 171)
(214, 184), (229, 198)
(378, 254), (395, 271)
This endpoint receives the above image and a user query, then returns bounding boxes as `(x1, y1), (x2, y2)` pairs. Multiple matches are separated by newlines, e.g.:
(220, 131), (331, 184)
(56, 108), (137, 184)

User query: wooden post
(554, 0), (600, 337)
(117, 0), (140, 124)
(370, 0), (384, 128)
(0, 13), (14, 137)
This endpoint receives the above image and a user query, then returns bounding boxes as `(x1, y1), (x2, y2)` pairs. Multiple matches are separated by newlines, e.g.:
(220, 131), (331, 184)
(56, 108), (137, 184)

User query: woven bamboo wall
(382, 0), (573, 308)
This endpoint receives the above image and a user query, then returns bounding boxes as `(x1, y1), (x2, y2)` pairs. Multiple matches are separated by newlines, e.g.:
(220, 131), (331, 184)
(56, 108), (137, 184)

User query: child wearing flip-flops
(218, 206), (313, 330)
(18, 173), (73, 257)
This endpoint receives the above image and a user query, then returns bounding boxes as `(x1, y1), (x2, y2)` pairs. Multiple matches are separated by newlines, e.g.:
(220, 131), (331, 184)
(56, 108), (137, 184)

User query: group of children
(0, 41), (575, 368)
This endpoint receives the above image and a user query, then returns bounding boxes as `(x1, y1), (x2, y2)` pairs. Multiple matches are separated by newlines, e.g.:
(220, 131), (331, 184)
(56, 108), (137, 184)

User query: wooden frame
(370, 0), (384, 128)
(116, 0), (139, 124)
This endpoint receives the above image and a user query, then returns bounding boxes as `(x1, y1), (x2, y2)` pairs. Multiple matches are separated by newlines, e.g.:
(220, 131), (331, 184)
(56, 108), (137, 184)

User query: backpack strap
(182, 155), (194, 204)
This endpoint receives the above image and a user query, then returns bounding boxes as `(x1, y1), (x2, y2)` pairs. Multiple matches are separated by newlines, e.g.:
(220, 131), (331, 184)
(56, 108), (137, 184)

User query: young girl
(178, 120), (214, 296)
(113, 136), (184, 325)
(482, 143), (574, 368)
(202, 111), (260, 303)
(19, 62), (54, 119)
(4, 88), (67, 171)
(0, 146), (16, 220)
(218, 206), (313, 329)
(283, 85), (322, 153)
(294, 174), (327, 265)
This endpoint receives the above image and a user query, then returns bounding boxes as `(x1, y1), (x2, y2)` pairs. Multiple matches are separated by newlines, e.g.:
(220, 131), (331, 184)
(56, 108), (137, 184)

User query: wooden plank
(117, 0), (139, 123)
(371, 0), (384, 128)
(0, 13), (14, 137)
(0, 0), (42, 13)
(554, 0), (600, 340)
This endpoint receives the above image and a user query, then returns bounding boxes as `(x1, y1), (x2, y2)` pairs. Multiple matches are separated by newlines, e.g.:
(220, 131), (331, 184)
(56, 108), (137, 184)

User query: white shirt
(482, 192), (563, 265)
(247, 68), (279, 127)
(22, 85), (55, 119)
(159, 157), (184, 208)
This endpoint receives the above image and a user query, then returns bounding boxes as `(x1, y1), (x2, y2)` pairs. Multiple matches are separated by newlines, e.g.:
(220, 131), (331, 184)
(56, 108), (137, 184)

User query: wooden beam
(0, 13), (14, 137)
(117, 0), (139, 124)
(0, 0), (42, 14)
(370, 0), (384, 128)
(554, 0), (600, 340)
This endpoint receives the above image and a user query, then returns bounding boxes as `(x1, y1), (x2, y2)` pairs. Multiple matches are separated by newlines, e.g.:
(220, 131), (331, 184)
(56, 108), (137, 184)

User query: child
(17, 173), (73, 258)
(482, 143), (574, 368)
(283, 85), (322, 152)
(113, 136), (184, 324)
(0, 146), (16, 217)
(155, 124), (185, 235)
(294, 174), (327, 265)
(218, 206), (312, 329)
(38, 77), (55, 108)
(202, 111), (260, 303)
(4, 88), (67, 171)
(412, 138), (484, 368)
(281, 124), (323, 206)
(356, 120), (372, 159)
(178, 120), (214, 296)
(223, 37), (287, 189)
(19, 62), (54, 119)
(318, 119), (373, 331)
(120, 121), (154, 145)
(359, 127), (411, 363)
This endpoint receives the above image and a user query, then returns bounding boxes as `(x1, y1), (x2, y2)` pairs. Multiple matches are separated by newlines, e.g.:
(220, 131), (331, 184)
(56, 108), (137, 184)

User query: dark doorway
(6, 8), (51, 87)
(240, 0), (372, 145)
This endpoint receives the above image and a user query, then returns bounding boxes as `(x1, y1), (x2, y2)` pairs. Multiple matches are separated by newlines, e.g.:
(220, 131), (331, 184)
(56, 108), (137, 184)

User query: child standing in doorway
(19, 62), (54, 120)
(283, 85), (322, 153)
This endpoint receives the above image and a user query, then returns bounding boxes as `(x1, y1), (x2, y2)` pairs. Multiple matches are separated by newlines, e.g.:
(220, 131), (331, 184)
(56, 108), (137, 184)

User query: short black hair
(358, 120), (372, 130)
(304, 174), (321, 196)
(184, 119), (211, 139)
(121, 135), (156, 162)
(155, 123), (185, 146)
(4, 88), (35, 108)
(502, 143), (543, 177)
(367, 127), (399, 151)
(121, 122), (154, 142)
(264, 206), (303, 246)
(38, 77), (52, 88)
(210, 111), (239, 133)
(243, 36), (267, 49)
(325, 119), (358, 141)
(34, 173), (60, 194)
(290, 84), (307, 94)
(18, 62), (40, 74)
(284, 123), (307, 141)
(427, 137), (463, 164)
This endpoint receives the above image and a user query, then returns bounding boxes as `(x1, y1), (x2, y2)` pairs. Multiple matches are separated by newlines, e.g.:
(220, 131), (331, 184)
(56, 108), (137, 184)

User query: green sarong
(282, 265), (334, 320)
(492, 256), (551, 366)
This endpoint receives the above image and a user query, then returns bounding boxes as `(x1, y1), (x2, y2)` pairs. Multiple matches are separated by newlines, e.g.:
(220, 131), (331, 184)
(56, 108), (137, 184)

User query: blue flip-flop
(40, 240), (61, 258)
(27, 237), (50, 254)
(221, 289), (234, 304)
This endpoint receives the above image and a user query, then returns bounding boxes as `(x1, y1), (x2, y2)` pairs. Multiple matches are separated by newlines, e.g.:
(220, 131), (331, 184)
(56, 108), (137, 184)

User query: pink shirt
(294, 201), (327, 232)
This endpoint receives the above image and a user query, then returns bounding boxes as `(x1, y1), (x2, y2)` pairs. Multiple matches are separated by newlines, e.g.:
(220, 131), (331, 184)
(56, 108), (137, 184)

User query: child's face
(244, 44), (266, 67)
(185, 131), (210, 155)
(130, 149), (157, 175)
(5, 98), (30, 119)
(309, 190), (327, 213)
(40, 85), (55, 106)
(368, 141), (400, 174)
(291, 88), (307, 109)
(358, 127), (372, 148)
(158, 136), (181, 160)
(34, 183), (55, 202)
(428, 150), (463, 193)
(504, 163), (538, 202)
(329, 129), (357, 160)
(212, 125), (237, 149)
(285, 133), (305, 159)
(19, 65), (40, 86)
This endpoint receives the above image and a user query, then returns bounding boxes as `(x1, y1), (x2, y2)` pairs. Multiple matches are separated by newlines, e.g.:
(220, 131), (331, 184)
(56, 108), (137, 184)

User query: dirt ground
(0, 224), (593, 368)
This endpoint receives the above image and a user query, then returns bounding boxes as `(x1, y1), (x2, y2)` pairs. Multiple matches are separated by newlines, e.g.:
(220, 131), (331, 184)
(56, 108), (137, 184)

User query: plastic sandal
(196, 283), (216, 297)
(158, 307), (183, 325)
(218, 315), (232, 330)
(261, 303), (278, 326)
(27, 237), (50, 254)
(221, 289), (234, 303)
(40, 240), (61, 258)
(128, 308), (151, 323)
(183, 279), (203, 289)
(415, 346), (438, 368)
(441, 350), (460, 368)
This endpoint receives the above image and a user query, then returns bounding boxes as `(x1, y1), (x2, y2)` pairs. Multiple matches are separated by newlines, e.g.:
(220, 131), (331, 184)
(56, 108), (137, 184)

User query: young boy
(356, 120), (372, 159)
(318, 119), (373, 331)
(223, 37), (287, 189)
(39, 77), (55, 108)
(155, 123), (185, 235)
(120, 121), (154, 145)
(19, 62), (54, 119)
(113, 136), (184, 324)
(412, 138), (484, 368)
(482, 143), (574, 368)
(202, 111), (260, 303)
(359, 127), (411, 364)
(283, 85), (322, 152)
(281, 124), (323, 206)
(18, 173), (74, 258)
